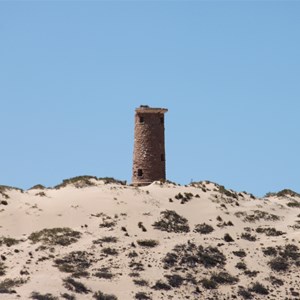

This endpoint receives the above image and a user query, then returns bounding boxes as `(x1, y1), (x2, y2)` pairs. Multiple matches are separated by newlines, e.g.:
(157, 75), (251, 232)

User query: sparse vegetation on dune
(29, 228), (81, 246)
(152, 210), (190, 233)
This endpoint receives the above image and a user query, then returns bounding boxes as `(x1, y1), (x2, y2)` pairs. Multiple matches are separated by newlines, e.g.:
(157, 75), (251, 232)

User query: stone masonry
(132, 105), (168, 186)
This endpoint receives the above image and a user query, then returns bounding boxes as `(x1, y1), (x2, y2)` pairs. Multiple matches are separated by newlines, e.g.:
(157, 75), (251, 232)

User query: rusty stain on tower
(132, 105), (168, 186)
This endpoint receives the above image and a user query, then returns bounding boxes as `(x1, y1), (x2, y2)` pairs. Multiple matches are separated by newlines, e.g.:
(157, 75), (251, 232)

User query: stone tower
(132, 105), (168, 186)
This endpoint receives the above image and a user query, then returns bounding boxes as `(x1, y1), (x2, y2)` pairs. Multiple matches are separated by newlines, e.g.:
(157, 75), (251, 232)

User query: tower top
(135, 105), (168, 114)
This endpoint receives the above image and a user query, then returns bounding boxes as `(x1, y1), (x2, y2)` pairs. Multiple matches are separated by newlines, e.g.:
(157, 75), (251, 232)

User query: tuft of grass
(54, 251), (92, 275)
(63, 277), (91, 294)
(101, 247), (118, 256)
(194, 223), (214, 234)
(235, 210), (280, 222)
(30, 292), (58, 300)
(201, 278), (217, 289)
(93, 291), (118, 300)
(249, 282), (269, 295)
(152, 210), (190, 233)
(165, 274), (184, 288)
(210, 271), (238, 285)
(135, 292), (151, 300)
(29, 228), (81, 246)
(0, 278), (27, 294)
(93, 236), (118, 244)
(0, 263), (6, 276)
(0, 237), (20, 247)
(151, 280), (171, 291)
(137, 239), (159, 248)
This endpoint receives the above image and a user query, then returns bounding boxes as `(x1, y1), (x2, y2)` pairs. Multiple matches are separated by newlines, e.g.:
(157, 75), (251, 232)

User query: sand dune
(0, 177), (299, 299)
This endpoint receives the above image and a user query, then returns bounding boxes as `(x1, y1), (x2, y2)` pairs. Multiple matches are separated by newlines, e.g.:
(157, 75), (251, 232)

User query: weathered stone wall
(132, 107), (167, 186)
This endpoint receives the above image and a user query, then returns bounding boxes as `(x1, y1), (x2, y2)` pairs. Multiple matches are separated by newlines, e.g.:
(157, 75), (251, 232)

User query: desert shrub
(282, 244), (300, 260)
(235, 262), (247, 270)
(262, 247), (277, 256)
(194, 245), (226, 268)
(29, 228), (81, 246)
(287, 201), (300, 208)
(241, 232), (256, 241)
(101, 247), (118, 256)
(63, 277), (90, 294)
(94, 268), (114, 279)
(210, 271), (238, 285)
(133, 279), (148, 286)
(61, 293), (76, 300)
(29, 184), (46, 190)
(232, 250), (246, 258)
(256, 227), (285, 236)
(249, 282), (269, 295)
(266, 189), (300, 198)
(93, 291), (118, 300)
(0, 237), (21, 247)
(135, 292), (151, 300)
(129, 261), (144, 271)
(174, 192), (193, 204)
(99, 221), (117, 228)
(55, 176), (98, 189)
(238, 287), (253, 299)
(268, 256), (289, 272)
(128, 251), (138, 258)
(0, 278), (27, 294)
(194, 223), (214, 234)
(152, 210), (190, 233)
(201, 278), (217, 289)
(235, 210), (280, 222)
(152, 280), (171, 290)
(54, 251), (92, 275)
(93, 236), (118, 244)
(30, 292), (58, 300)
(137, 239), (159, 248)
(0, 263), (6, 276)
(163, 243), (226, 269)
(224, 233), (234, 242)
(268, 276), (284, 286)
(165, 274), (184, 288)
(244, 270), (259, 277)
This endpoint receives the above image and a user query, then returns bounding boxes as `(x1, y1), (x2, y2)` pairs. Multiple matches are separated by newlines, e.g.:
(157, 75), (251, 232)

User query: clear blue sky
(0, 1), (299, 196)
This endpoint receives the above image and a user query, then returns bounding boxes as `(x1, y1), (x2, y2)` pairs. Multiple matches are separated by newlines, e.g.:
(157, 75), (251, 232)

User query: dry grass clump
(241, 232), (257, 241)
(55, 176), (98, 189)
(268, 244), (300, 272)
(255, 226), (285, 236)
(94, 268), (114, 280)
(235, 210), (280, 222)
(135, 292), (151, 299)
(0, 236), (20, 247)
(93, 290), (118, 299)
(101, 247), (118, 256)
(287, 201), (300, 208)
(164, 274), (184, 288)
(54, 251), (92, 276)
(63, 277), (91, 294)
(151, 280), (171, 291)
(30, 292), (58, 300)
(137, 239), (159, 248)
(28, 184), (46, 190)
(152, 210), (190, 233)
(0, 263), (6, 276)
(174, 192), (194, 204)
(194, 223), (214, 234)
(93, 236), (118, 244)
(265, 189), (300, 198)
(163, 242), (226, 269)
(0, 278), (27, 294)
(29, 228), (81, 246)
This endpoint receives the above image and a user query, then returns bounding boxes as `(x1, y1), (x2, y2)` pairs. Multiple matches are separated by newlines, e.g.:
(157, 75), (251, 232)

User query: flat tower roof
(135, 105), (168, 114)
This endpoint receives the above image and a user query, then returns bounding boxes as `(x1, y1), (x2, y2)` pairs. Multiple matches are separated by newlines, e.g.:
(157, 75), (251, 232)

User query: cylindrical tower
(132, 105), (168, 186)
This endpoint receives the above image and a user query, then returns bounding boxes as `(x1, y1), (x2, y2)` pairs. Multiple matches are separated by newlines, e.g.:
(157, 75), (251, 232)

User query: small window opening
(137, 169), (143, 177)
(161, 154), (165, 161)
(139, 116), (144, 123)
(160, 117), (164, 124)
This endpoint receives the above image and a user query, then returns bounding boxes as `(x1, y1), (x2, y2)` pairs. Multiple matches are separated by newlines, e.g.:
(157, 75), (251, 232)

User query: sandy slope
(0, 179), (300, 299)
